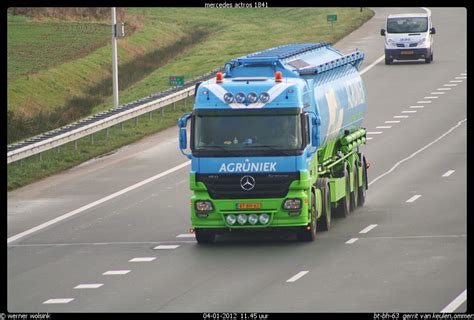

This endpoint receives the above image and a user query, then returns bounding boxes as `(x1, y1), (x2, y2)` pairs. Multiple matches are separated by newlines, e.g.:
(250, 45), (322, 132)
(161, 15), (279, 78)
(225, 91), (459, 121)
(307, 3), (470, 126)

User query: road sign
(169, 76), (185, 87)
(327, 14), (337, 22)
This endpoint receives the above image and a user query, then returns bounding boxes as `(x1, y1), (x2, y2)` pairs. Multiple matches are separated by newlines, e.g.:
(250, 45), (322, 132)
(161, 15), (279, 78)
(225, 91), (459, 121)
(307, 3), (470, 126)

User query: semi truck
(178, 42), (369, 243)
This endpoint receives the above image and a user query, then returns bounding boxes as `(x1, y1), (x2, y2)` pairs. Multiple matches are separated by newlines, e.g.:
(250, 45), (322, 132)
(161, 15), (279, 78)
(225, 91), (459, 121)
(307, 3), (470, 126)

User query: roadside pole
(111, 7), (119, 108)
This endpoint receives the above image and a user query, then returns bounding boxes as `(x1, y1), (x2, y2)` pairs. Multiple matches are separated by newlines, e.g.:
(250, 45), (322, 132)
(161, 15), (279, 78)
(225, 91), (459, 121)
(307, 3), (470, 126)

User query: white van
(380, 13), (436, 64)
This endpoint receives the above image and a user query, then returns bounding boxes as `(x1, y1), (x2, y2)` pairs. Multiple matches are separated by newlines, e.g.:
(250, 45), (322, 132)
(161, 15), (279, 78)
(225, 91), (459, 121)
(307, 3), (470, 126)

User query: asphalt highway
(7, 7), (467, 313)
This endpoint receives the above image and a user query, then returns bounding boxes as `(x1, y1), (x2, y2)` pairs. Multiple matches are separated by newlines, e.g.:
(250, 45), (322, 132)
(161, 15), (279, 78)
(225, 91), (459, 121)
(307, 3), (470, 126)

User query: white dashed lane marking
(431, 92), (445, 95)
(385, 121), (400, 124)
(154, 245), (181, 250)
(176, 234), (196, 238)
(43, 298), (74, 304)
(345, 238), (359, 244)
(74, 284), (103, 289)
(444, 84), (457, 87)
(367, 131), (383, 135)
(449, 80), (462, 83)
(129, 257), (156, 262)
(437, 88), (451, 91)
(410, 105), (424, 108)
(286, 271), (309, 282)
(416, 101), (431, 104)
(442, 170), (455, 177)
(455, 76), (466, 79)
(402, 110), (417, 113)
(406, 195), (422, 203)
(102, 270), (130, 275)
(423, 96), (438, 99)
(394, 115), (409, 118)
(376, 126), (391, 129)
(359, 224), (378, 234)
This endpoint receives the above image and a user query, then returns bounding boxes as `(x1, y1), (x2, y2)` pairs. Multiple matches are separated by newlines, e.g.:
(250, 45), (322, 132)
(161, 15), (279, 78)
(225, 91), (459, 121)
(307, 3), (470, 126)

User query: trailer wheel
(296, 190), (317, 242)
(333, 163), (350, 218)
(357, 153), (368, 207)
(195, 229), (216, 244)
(316, 178), (331, 231)
(350, 160), (359, 211)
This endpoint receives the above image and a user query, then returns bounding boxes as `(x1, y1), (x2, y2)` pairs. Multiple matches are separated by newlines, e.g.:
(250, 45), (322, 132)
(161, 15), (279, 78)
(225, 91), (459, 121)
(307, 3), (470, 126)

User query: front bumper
(385, 48), (430, 60)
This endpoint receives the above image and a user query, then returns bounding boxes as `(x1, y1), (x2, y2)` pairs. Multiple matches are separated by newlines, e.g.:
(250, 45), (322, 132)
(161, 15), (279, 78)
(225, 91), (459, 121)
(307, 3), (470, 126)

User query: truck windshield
(194, 114), (303, 154)
(387, 17), (428, 33)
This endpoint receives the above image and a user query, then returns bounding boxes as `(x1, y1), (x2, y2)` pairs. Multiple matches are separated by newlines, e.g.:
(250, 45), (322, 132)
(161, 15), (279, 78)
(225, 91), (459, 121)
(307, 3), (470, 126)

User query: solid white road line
(154, 245), (180, 250)
(359, 224), (377, 234)
(286, 271), (309, 282)
(376, 126), (391, 129)
(345, 238), (359, 244)
(440, 289), (467, 313)
(102, 270), (130, 275)
(129, 257), (156, 262)
(406, 195), (422, 203)
(402, 110), (417, 113)
(369, 119), (466, 187)
(410, 106), (424, 108)
(43, 298), (74, 304)
(7, 161), (192, 244)
(360, 55), (385, 75)
(367, 131), (383, 135)
(442, 170), (455, 177)
(385, 121), (400, 124)
(74, 283), (103, 289)
(176, 234), (196, 238)
(394, 115), (409, 118)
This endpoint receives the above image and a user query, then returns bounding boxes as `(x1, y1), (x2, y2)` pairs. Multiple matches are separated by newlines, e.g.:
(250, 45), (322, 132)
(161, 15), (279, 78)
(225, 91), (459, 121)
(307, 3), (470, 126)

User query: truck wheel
(195, 229), (216, 244)
(333, 163), (350, 218)
(350, 160), (359, 211)
(296, 190), (317, 242)
(357, 153), (368, 207)
(316, 178), (331, 231)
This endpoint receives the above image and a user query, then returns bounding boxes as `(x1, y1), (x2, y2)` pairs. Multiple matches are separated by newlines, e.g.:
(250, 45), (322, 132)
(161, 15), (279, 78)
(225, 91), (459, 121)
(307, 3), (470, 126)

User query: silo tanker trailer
(178, 42), (369, 243)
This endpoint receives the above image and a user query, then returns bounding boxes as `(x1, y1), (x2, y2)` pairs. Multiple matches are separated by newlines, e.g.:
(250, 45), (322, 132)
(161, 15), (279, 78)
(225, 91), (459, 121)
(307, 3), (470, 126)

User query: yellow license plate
(400, 50), (414, 55)
(236, 203), (261, 209)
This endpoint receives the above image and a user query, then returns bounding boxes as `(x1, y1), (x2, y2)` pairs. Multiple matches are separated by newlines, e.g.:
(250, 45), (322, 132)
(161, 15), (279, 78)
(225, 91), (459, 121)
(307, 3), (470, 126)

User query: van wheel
(425, 55), (432, 64)
(385, 58), (392, 65)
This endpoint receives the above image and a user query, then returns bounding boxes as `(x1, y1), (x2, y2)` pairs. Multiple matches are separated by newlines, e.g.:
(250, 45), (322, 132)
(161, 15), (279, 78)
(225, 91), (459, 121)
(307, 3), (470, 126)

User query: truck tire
(350, 160), (359, 211)
(333, 162), (350, 218)
(357, 153), (368, 207)
(195, 229), (216, 244)
(296, 190), (317, 242)
(316, 178), (331, 231)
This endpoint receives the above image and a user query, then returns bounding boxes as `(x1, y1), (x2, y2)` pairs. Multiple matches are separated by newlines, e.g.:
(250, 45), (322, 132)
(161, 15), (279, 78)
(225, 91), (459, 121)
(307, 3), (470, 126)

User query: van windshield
(387, 17), (428, 33)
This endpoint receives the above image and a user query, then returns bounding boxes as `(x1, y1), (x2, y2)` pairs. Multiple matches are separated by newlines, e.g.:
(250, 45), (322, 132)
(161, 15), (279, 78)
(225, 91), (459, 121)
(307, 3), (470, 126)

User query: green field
(7, 7), (374, 190)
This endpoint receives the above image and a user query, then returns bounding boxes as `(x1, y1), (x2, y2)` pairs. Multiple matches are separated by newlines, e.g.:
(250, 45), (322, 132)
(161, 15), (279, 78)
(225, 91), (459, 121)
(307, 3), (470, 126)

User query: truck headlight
(248, 214), (259, 225)
(237, 214), (248, 225)
(235, 92), (246, 103)
(195, 201), (213, 212)
(226, 214), (237, 225)
(283, 198), (302, 210)
(223, 92), (234, 103)
(247, 92), (258, 103)
(259, 213), (270, 225)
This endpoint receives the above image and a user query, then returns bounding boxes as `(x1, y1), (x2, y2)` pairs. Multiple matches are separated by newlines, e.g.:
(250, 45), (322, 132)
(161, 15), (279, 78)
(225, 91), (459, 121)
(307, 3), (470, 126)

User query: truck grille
(196, 173), (300, 199)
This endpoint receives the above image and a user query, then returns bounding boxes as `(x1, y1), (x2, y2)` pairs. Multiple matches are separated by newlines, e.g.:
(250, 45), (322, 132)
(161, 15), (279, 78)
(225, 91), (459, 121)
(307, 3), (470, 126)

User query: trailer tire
(316, 178), (331, 231)
(350, 160), (359, 211)
(296, 190), (317, 242)
(333, 163), (350, 218)
(357, 153), (368, 207)
(195, 229), (216, 244)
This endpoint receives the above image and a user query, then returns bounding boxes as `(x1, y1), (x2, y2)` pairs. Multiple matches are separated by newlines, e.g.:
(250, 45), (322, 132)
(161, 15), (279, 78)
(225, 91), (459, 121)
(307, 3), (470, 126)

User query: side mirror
(194, 82), (202, 97)
(311, 116), (321, 147)
(430, 27), (436, 34)
(178, 112), (192, 159)
(380, 29), (386, 36)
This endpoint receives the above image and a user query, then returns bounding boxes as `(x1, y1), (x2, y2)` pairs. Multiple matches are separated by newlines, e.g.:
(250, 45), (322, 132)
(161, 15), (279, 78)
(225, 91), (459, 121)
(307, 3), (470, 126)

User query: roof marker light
(216, 72), (223, 83)
(275, 71), (283, 82)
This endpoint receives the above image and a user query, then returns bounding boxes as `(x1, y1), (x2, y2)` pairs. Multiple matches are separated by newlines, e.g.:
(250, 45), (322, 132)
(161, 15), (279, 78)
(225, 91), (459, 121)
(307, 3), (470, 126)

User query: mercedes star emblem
(240, 175), (256, 191)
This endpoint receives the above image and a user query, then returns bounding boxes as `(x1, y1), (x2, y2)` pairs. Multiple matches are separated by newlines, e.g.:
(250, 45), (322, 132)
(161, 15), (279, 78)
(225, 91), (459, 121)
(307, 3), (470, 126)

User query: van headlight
(418, 37), (426, 45)
(386, 39), (395, 46)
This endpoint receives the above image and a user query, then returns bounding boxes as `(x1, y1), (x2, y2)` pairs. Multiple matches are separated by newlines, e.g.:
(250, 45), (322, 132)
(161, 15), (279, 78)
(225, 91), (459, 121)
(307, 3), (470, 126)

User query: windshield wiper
(245, 144), (296, 156)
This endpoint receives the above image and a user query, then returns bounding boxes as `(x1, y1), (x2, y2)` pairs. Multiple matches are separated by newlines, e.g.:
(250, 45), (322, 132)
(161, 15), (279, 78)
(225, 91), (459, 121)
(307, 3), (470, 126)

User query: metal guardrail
(7, 67), (223, 164)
